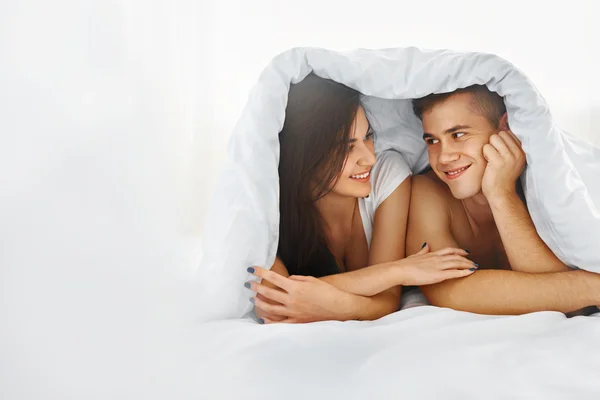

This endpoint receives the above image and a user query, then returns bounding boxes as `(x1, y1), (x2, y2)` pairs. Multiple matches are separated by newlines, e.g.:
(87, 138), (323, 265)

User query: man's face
(421, 93), (499, 200)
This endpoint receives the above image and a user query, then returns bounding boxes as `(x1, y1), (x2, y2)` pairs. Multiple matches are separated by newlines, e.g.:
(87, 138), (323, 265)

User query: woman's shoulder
(370, 150), (412, 208)
(372, 150), (411, 176)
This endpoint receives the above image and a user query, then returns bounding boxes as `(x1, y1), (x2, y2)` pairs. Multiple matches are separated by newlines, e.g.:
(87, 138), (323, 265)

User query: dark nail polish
(464, 249), (470, 254)
(249, 297), (255, 304)
(474, 263), (479, 267)
(421, 242), (427, 249)
(469, 267), (477, 271)
(247, 267), (255, 273)
(258, 318), (264, 324)
(244, 282), (251, 289)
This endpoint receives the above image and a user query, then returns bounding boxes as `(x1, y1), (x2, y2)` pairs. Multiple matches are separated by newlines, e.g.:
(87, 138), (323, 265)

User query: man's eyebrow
(444, 124), (471, 134)
(423, 125), (472, 139)
(347, 121), (372, 143)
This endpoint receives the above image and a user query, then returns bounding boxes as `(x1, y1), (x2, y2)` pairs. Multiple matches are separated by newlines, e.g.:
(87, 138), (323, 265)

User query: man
(407, 85), (600, 315)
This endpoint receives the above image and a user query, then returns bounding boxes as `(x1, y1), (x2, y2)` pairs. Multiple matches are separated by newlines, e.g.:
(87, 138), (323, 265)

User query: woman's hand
(247, 267), (358, 324)
(253, 293), (287, 323)
(397, 243), (477, 286)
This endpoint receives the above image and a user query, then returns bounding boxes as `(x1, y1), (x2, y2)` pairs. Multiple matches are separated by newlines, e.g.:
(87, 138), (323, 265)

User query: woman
(246, 73), (477, 323)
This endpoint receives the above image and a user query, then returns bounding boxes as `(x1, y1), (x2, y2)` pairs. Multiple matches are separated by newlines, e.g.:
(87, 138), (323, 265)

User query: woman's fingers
(444, 268), (477, 280)
(260, 317), (300, 324)
(416, 242), (430, 255)
(288, 275), (314, 282)
(260, 316), (279, 324)
(441, 259), (478, 271)
(277, 318), (300, 324)
(256, 311), (286, 323)
(252, 296), (295, 317)
(440, 255), (477, 269)
(431, 247), (469, 257)
(254, 295), (287, 322)
(251, 281), (289, 304)
(249, 266), (294, 291)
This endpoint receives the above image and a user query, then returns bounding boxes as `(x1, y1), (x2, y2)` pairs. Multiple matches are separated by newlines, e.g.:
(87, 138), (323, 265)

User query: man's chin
(449, 185), (480, 200)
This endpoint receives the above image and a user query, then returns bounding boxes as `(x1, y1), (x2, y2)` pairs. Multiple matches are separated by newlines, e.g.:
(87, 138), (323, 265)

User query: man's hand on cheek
(481, 130), (526, 199)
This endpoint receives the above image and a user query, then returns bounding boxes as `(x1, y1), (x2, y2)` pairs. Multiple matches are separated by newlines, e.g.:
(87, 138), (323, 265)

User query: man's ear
(499, 112), (509, 131)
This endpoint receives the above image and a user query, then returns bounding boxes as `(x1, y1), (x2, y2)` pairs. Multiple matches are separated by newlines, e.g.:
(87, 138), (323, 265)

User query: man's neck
(461, 192), (496, 232)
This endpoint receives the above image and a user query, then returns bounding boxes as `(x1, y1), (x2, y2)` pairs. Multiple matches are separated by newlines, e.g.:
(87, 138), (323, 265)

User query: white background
(1, 1), (599, 398)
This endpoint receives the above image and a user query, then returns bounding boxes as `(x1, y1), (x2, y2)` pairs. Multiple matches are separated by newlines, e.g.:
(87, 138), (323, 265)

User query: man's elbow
(361, 290), (401, 321)
(420, 284), (459, 309)
(381, 288), (402, 315)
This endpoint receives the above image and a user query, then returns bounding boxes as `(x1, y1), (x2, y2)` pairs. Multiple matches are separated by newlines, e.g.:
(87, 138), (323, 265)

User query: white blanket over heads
(198, 47), (600, 321)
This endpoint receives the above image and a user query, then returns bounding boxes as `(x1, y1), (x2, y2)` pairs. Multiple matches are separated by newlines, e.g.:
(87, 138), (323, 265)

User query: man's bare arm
(417, 269), (600, 315)
(482, 130), (570, 273)
(488, 191), (570, 273)
(407, 175), (600, 315)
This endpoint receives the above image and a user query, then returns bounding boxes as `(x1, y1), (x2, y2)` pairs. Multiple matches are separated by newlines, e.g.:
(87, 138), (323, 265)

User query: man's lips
(442, 165), (471, 180)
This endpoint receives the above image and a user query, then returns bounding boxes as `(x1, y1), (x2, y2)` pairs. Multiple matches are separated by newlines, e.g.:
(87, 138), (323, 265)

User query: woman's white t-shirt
(358, 150), (429, 309)
(358, 150), (412, 248)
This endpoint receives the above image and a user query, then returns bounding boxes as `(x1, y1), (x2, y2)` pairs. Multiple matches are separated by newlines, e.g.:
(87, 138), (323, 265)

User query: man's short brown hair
(412, 85), (507, 128)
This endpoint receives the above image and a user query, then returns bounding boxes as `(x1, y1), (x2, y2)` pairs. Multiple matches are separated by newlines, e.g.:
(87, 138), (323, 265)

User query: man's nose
(438, 141), (460, 164)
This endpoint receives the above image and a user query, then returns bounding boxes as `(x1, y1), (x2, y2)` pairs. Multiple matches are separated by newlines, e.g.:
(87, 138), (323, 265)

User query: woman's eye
(365, 131), (374, 141)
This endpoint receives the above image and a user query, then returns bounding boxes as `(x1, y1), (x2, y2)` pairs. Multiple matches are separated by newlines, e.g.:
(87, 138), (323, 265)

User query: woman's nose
(358, 144), (376, 167)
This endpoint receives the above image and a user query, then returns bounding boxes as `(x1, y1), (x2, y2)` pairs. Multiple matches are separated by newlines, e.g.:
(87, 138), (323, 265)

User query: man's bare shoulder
(411, 171), (455, 206)
(407, 171), (458, 255)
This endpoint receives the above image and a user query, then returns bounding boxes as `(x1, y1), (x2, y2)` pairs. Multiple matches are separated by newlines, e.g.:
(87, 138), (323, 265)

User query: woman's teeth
(351, 171), (370, 179)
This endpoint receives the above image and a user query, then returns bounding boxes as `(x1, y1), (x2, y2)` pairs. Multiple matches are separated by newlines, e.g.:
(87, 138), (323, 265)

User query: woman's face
(329, 106), (376, 199)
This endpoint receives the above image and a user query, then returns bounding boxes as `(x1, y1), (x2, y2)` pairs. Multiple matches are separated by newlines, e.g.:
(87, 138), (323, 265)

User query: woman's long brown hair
(277, 73), (361, 277)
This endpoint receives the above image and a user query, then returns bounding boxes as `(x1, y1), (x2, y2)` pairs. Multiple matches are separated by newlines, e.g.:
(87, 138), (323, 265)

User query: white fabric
(194, 307), (600, 400)
(198, 47), (600, 322)
(358, 150), (411, 248)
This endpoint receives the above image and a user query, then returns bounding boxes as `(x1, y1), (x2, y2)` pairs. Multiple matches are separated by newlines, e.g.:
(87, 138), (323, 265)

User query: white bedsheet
(194, 308), (600, 399)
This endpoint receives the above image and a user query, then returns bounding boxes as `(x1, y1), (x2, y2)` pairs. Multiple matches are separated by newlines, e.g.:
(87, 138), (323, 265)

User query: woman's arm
(256, 179), (411, 321)
(250, 246), (476, 323)
(252, 178), (410, 322)
(251, 176), (475, 323)
(254, 256), (389, 321)
(319, 177), (412, 318)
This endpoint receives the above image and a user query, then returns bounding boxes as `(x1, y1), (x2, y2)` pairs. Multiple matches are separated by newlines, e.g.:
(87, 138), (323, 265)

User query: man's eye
(454, 132), (466, 139)
(425, 138), (439, 145)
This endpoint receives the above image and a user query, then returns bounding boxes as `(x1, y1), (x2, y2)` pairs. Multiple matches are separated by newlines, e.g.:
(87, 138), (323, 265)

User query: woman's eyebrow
(347, 122), (372, 143)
